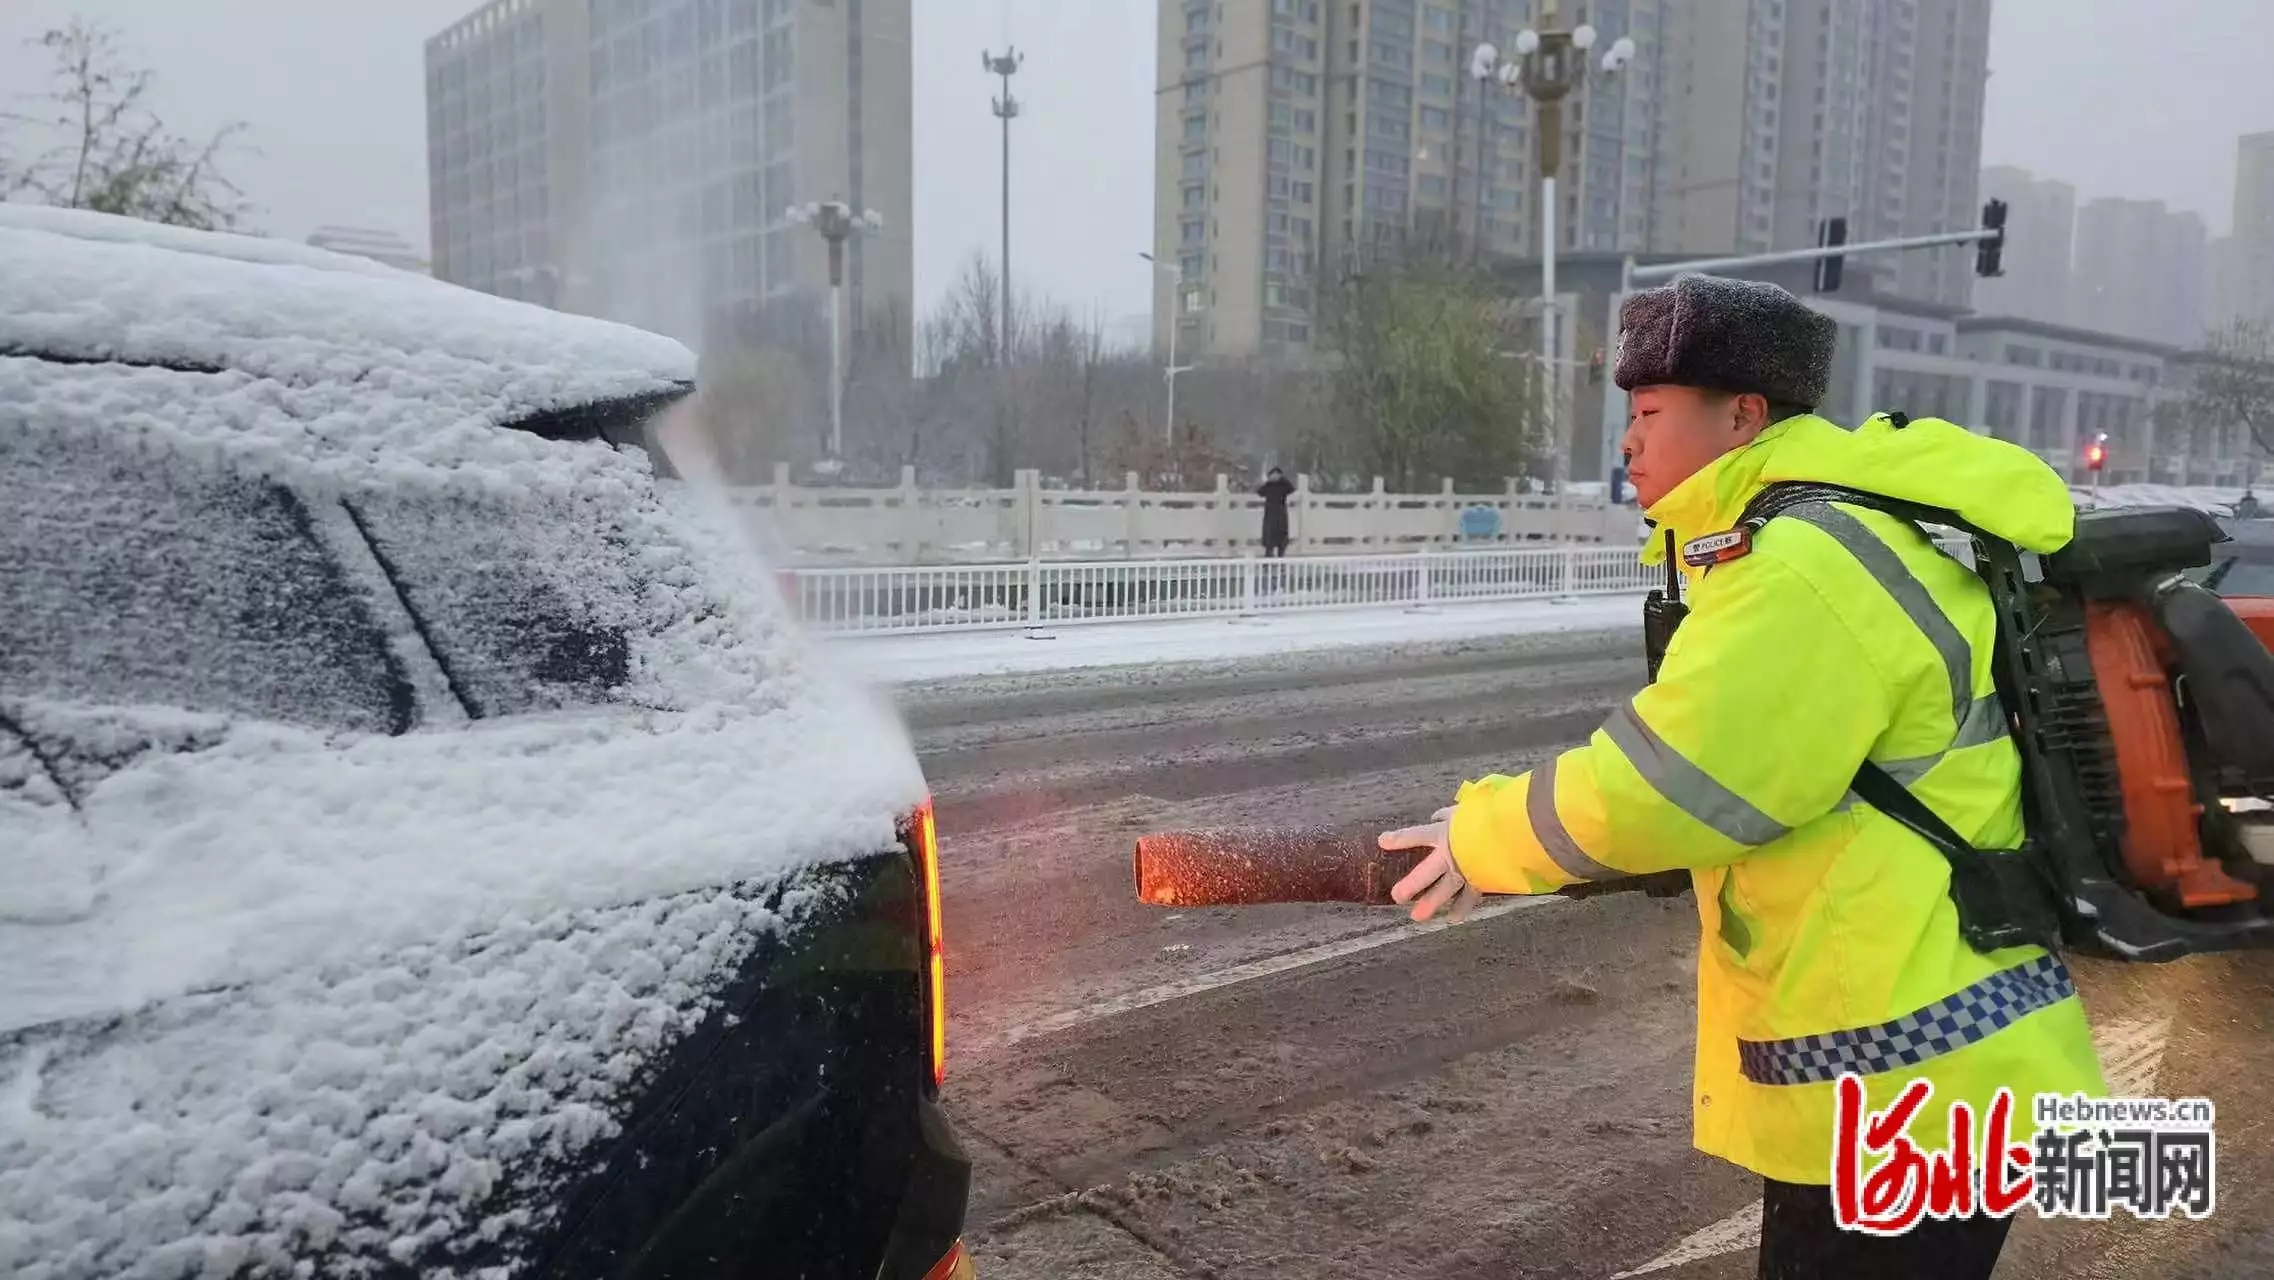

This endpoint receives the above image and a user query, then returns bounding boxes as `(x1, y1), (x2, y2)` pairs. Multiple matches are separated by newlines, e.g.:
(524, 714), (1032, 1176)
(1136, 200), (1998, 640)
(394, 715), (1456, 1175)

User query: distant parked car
(2201, 517), (2274, 598)
(0, 207), (971, 1279)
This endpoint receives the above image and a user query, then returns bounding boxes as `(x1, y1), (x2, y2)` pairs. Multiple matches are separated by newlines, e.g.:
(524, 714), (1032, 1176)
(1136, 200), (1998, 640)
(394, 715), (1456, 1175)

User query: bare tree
(1103, 412), (1247, 491)
(924, 254), (1005, 376)
(844, 293), (935, 476)
(1075, 312), (1108, 488)
(2, 19), (251, 229)
(2179, 319), (2274, 468)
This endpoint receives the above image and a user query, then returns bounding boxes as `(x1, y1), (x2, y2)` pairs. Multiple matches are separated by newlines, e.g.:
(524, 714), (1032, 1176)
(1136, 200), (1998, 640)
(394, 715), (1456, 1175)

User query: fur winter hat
(1612, 273), (1838, 409)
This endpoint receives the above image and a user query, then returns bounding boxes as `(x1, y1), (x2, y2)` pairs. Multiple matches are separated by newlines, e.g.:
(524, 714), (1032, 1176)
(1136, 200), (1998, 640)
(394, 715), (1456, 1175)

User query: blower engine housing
(2000, 504), (2274, 956)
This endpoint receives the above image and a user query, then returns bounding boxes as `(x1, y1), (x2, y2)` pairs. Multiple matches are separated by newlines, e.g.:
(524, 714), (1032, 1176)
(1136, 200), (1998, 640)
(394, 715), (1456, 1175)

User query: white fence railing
(794, 545), (1662, 635)
(734, 465), (1643, 565)
(795, 532), (1987, 636)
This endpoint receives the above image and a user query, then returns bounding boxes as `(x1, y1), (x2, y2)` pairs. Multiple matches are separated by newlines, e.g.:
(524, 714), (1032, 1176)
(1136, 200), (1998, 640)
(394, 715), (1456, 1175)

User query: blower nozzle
(1132, 827), (1692, 907)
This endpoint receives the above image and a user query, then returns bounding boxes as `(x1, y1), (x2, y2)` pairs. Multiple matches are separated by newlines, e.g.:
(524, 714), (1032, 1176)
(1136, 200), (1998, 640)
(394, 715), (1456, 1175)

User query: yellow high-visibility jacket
(1448, 411), (2108, 1186)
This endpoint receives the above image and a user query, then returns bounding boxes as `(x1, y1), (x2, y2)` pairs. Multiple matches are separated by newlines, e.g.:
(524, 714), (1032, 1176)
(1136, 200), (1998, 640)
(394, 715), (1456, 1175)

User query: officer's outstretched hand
(1382, 806), (1482, 925)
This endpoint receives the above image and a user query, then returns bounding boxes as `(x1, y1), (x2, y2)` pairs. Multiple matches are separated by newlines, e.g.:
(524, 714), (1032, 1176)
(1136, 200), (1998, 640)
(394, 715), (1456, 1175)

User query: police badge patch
(1681, 527), (1754, 568)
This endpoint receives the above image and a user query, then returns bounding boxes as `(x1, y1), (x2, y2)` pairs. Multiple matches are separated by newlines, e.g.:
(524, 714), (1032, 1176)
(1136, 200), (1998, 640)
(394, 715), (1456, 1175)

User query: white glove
(1380, 806), (1482, 925)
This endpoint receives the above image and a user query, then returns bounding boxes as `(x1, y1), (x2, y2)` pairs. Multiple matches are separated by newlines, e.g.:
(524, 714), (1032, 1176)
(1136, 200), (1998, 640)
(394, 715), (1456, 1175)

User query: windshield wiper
(2205, 556), (2240, 592)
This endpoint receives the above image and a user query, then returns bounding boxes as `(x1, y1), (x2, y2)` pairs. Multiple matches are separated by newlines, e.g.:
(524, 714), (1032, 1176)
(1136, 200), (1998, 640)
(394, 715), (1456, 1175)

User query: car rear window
(345, 489), (644, 719)
(1, 424), (412, 734)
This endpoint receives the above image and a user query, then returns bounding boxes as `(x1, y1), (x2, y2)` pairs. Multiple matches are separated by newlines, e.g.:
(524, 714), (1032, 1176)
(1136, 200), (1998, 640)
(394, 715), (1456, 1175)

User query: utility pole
(1141, 252), (1190, 443)
(983, 48), (1023, 365)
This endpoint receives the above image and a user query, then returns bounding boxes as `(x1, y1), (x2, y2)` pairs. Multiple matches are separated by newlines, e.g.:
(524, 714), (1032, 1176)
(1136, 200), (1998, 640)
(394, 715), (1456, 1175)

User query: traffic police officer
(1384, 273), (2106, 1277)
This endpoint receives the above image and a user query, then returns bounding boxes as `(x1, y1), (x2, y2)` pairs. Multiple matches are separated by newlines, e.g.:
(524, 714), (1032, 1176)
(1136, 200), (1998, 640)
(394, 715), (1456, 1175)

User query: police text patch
(1682, 528), (1754, 567)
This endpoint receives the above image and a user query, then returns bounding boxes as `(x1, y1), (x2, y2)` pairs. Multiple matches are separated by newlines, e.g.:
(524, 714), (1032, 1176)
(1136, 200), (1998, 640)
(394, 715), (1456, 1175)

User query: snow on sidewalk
(823, 594), (1646, 684)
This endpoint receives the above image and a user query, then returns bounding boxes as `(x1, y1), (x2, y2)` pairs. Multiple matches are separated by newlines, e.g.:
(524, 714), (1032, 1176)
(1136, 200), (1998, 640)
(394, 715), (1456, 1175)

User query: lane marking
(1611, 1202), (1758, 1278)
(1610, 1008), (2172, 1277)
(969, 896), (1556, 1052)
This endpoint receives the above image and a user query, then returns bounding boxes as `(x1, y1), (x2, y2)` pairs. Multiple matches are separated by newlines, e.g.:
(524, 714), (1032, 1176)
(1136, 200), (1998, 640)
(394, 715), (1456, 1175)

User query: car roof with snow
(0, 204), (695, 410)
(2, 210), (926, 1275)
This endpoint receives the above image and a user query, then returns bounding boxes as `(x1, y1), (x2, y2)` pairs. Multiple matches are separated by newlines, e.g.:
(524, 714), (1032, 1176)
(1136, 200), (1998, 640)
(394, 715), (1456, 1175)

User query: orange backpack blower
(1729, 482), (2274, 962)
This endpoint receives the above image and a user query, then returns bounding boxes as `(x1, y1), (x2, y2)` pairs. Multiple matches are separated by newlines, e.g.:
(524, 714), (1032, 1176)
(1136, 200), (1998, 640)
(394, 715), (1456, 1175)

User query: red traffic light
(2085, 442), (2106, 471)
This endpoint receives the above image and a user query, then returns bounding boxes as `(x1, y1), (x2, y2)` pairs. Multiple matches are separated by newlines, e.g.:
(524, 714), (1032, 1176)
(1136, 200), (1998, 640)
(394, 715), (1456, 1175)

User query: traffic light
(2085, 433), (2107, 473)
(1588, 347), (1606, 385)
(1814, 216), (1849, 292)
(1976, 198), (2008, 278)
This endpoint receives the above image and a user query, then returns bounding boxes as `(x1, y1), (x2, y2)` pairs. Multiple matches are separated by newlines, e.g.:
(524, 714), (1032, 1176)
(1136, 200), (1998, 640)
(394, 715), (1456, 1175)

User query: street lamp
(785, 198), (884, 469)
(1466, 41), (1499, 261)
(1141, 252), (1194, 442)
(1480, 7), (1636, 490)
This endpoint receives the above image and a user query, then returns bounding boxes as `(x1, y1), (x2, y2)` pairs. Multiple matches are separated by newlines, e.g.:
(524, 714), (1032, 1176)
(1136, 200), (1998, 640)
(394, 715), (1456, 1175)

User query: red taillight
(915, 798), (947, 1089)
(922, 1239), (974, 1280)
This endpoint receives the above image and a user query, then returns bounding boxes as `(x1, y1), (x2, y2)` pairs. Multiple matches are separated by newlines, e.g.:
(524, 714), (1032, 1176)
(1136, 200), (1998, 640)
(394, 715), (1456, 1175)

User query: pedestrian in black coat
(1256, 467), (1294, 557)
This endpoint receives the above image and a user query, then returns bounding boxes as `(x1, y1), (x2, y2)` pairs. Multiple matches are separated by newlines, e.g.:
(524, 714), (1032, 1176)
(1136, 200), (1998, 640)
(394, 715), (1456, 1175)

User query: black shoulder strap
(1850, 759), (1976, 859)
(1738, 479), (1956, 537)
(1857, 759), (2064, 952)
(1741, 481), (2061, 951)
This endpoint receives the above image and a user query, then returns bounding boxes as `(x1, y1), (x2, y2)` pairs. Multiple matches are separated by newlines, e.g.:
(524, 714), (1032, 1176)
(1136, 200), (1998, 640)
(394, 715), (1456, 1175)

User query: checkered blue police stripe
(1736, 954), (2076, 1087)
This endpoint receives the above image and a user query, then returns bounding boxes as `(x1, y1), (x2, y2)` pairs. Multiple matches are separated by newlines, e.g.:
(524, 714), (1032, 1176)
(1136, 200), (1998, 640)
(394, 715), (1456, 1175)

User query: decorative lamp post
(785, 198), (883, 469)
(1475, 8), (1637, 488)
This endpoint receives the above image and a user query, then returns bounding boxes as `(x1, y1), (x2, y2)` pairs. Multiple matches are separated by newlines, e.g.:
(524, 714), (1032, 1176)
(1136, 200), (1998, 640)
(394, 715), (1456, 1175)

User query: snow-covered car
(2200, 516), (2274, 597)
(0, 207), (971, 1279)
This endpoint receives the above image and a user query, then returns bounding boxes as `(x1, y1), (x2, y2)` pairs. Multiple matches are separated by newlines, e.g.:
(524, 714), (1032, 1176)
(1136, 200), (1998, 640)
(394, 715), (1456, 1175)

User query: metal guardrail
(791, 546), (1660, 635)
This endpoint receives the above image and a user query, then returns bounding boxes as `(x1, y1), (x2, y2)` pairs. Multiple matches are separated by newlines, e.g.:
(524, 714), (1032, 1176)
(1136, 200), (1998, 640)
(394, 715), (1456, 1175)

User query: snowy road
(893, 627), (2274, 1280)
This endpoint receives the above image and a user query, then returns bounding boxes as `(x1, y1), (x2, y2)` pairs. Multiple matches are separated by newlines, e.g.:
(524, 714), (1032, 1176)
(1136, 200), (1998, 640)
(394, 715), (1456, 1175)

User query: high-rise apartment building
(1972, 166), (2074, 324)
(1884, 0), (1991, 307)
(1158, 0), (1994, 358)
(2167, 209), (2211, 349)
(2231, 131), (2274, 329)
(426, 0), (911, 351)
(1652, 0), (1990, 306)
(2209, 235), (2241, 333)
(1153, 0), (1666, 360)
(2072, 197), (2209, 349)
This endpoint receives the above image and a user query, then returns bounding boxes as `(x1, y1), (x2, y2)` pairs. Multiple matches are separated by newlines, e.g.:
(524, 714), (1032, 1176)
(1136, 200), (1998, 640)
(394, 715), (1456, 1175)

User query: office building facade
(426, 0), (911, 350)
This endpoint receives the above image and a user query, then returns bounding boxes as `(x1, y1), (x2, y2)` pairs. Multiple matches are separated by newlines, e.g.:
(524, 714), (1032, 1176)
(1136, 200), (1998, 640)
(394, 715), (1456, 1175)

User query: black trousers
(1758, 1178), (2014, 1279)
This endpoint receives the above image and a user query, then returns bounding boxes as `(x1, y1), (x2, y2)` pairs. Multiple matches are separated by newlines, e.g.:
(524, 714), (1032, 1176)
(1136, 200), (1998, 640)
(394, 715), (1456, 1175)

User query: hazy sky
(2, 0), (2266, 331)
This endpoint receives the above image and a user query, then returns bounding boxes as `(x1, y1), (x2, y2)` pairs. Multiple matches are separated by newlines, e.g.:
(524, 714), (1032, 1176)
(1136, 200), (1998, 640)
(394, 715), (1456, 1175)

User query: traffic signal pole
(1598, 214), (2010, 485)
(1620, 224), (2003, 289)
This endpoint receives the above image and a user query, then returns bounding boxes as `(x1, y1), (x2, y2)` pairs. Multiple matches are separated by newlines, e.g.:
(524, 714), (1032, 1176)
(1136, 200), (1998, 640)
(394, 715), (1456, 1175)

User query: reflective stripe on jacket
(1446, 411), (2108, 1186)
